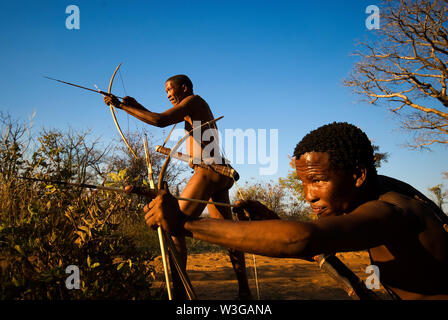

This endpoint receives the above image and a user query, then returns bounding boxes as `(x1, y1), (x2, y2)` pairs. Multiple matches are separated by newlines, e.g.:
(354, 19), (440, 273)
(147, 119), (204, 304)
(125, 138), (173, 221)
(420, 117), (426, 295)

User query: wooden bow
(105, 64), (180, 298)
(107, 63), (139, 160)
(155, 116), (224, 300)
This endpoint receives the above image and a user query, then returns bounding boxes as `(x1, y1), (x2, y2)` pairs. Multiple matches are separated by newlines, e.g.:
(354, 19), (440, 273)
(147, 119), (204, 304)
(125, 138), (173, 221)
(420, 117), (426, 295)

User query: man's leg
(207, 189), (252, 300)
(168, 167), (251, 299)
(170, 168), (211, 299)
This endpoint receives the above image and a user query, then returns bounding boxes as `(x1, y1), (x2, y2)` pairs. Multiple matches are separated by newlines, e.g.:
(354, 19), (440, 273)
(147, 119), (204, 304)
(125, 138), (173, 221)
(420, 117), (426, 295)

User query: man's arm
(183, 218), (314, 258)
(182, 201), (409, 257)
(145, 188), (409, 258)
(105, 95), (196, 127)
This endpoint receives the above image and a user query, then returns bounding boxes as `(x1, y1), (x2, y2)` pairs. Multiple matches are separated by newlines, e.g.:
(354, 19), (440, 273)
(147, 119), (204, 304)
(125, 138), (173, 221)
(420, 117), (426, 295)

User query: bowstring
(118, 68), (130, 136)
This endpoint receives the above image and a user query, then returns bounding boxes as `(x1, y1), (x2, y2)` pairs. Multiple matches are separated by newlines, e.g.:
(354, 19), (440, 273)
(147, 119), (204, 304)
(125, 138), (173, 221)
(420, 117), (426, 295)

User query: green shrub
(0, 118), (164, 299)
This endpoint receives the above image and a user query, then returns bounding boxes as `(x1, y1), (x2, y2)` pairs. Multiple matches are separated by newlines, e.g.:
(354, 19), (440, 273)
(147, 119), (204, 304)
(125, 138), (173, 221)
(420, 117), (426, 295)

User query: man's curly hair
(293, 122), (377, 178)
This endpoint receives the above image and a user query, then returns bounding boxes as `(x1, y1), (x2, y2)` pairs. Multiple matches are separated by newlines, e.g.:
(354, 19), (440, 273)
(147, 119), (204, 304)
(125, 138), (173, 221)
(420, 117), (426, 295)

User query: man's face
(295, 152), (359, 217)
(165, 80), (186, 106)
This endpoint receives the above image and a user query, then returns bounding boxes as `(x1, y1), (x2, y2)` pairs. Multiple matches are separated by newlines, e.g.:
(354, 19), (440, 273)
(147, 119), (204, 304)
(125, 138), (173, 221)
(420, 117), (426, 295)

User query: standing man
(145, 122), (448, 300)
(104, 75), (251, 300)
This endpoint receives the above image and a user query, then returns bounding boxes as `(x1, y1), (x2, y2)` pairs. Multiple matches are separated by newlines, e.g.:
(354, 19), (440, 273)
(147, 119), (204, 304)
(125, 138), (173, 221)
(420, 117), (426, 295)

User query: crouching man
(145, 122), (448, 300)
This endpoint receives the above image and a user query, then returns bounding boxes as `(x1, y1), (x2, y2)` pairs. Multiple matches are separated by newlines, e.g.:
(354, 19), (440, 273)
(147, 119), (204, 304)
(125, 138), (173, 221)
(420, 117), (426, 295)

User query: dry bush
(0, 114), (185, 299)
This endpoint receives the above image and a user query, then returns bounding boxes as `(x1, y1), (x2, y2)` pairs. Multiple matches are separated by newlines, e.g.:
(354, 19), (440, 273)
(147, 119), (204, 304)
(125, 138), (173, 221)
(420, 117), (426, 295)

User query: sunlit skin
(165, 80), (185, 106)
(104, 80), (251, 299)
(295, 152), (370, 218)
(145, 151), (448, 300)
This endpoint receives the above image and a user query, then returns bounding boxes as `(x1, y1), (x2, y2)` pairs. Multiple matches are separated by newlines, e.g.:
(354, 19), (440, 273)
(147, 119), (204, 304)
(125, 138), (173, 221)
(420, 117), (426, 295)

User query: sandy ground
(150, 250), (390, 300)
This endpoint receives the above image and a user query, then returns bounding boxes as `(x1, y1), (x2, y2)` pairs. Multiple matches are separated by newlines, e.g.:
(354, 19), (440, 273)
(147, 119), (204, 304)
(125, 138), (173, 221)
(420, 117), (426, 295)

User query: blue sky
(1, 0), (447, 203)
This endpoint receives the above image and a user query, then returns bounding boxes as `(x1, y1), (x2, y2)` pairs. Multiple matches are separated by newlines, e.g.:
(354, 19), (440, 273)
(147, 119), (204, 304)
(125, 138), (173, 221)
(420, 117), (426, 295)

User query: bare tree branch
(345, 0), (448, 148)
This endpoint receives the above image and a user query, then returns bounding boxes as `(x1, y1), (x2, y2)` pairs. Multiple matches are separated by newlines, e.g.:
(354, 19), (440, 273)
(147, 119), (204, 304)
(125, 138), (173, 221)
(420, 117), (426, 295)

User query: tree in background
(373, 144), (390, 168)
(107, 129), (188, 191)
(30, 128), (109, 184)
(429, 171), (448, 212)
(345, 0), (448, 149)
(234, 180), (287, 216)
(233, 156), (312, 221)
(428, 184), (446, 210)
(0, 111), (33, 182)
(278, 160), (314, 221)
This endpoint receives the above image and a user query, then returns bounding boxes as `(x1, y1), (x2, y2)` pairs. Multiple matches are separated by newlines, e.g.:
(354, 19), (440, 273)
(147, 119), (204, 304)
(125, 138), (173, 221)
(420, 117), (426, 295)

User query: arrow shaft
(44, 76), (123, 99)
(19, 177), (129, 194)
(19, 177), (234, 207)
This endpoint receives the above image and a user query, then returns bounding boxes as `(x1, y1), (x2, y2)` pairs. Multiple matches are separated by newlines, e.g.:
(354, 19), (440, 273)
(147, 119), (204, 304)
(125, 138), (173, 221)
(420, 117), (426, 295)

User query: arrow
(44, 76), (124, 99)
(19, 176), (234, 207)
(19, 176), (155, 197)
